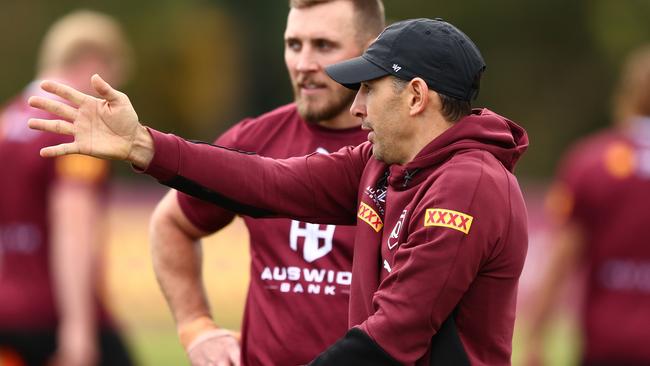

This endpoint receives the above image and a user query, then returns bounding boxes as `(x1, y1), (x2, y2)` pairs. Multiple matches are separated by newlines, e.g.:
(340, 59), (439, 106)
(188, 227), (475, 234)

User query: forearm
(527, 222), (584, 337)
(142, 129), (364, 223)
(50, 183), (100, 338)
(151, 192), (242, 365)
(150, 192), (213, 330)
(151, 228), (211, 327)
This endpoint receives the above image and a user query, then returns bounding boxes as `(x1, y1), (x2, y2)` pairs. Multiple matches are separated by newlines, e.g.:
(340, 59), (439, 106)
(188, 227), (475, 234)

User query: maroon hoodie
(143, 108), (529, 366)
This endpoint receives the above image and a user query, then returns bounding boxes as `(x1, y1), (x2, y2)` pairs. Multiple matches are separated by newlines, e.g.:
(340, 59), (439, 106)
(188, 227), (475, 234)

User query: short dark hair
(391, 77), (471, 122)
(288, 0), (385, 43)
(439, 94), (471, 122)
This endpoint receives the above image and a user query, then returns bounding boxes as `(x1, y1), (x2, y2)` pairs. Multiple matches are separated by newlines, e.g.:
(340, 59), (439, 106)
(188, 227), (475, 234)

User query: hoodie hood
(388, 108), (528, 189)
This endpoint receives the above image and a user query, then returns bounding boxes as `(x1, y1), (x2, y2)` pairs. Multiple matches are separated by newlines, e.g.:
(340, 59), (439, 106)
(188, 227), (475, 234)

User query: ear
(407, 78), (429, 117)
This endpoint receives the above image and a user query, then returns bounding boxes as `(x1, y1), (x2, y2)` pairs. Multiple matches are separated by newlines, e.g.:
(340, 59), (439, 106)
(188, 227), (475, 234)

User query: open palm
(28, 74), (141, 161)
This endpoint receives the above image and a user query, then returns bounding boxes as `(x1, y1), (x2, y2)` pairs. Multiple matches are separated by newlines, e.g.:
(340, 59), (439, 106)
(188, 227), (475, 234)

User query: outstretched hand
(27, 74), (154, 168)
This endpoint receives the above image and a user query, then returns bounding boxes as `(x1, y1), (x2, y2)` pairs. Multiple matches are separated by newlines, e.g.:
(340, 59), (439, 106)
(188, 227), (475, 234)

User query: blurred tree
(126, 3), (242, 139)
(222, 0), (293, 116)
(2, 0), (649, 179)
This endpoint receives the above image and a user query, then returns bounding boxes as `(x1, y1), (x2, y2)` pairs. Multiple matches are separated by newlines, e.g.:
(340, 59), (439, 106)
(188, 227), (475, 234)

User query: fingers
(40, 142), (79, 158)
(28, 96), (77, 121)
(28, 118), (74, 136)
(40, 80), (88, 106)
(91, 74), (122, 103)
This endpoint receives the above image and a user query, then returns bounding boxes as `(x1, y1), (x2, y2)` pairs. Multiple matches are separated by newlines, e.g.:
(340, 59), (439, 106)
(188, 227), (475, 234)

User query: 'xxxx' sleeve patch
(424, 208), (473, 234)
(357, 202), (383, 232)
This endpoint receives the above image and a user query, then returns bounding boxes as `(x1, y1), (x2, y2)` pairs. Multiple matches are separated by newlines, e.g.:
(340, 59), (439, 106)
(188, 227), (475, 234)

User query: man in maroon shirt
(148, 1), (384, 365)
(0, 10), (133, 366)
(29, 18), (529, 365)
(524, 45), (650, 366)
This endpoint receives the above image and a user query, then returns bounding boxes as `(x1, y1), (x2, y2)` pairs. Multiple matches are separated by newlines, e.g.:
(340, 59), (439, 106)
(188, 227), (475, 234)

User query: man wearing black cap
(29, 18), (529, 366)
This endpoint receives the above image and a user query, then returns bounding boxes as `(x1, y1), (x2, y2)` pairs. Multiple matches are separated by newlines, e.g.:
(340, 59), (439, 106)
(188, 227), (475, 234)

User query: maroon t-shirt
(0, 83), (110, 330)
(551, 118), (650, 363)
(177, 104), (367, 366)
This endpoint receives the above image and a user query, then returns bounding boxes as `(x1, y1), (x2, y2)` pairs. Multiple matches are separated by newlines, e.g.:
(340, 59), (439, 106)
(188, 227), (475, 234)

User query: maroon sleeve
(144, 128), (369, 224)
(176, 121), (249, 232)
(545, 140), (595, 226)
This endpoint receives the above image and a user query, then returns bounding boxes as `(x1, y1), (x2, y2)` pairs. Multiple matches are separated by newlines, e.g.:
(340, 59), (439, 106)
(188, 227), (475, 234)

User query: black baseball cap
(325, 18), (486, 101)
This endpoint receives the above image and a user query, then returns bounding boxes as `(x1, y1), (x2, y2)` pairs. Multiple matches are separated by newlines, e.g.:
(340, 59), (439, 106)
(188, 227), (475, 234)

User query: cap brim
(325, 56), (389, 90)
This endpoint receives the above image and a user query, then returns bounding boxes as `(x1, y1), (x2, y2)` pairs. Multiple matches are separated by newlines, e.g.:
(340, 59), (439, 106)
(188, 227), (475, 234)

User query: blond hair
(612, 45), (650, 123)
(37, 10), (133, 85)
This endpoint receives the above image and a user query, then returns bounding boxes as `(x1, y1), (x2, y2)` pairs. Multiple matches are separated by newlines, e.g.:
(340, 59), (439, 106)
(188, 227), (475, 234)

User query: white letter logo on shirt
(290, 221), (336, 263)
(387, 210), (407, 250)
(286, 147), (336, 263)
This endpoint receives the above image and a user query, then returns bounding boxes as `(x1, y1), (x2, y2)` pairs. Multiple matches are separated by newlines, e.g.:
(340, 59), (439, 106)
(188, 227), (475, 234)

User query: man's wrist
(177, 316), (219, 350)
(128, 125), (155, 169)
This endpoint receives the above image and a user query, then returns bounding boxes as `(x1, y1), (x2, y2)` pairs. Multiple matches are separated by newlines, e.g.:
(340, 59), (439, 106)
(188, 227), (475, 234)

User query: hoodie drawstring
(402, 168), (420, 188)
(376, 170), (389, 190)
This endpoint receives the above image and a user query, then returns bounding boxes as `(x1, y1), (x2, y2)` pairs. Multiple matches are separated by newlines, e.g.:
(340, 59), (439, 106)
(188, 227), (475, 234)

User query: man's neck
(404, 115), (453, 163)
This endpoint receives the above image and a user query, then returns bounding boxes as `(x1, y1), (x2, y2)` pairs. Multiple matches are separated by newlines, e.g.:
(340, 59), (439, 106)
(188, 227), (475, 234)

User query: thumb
(91, 74), (121, 102)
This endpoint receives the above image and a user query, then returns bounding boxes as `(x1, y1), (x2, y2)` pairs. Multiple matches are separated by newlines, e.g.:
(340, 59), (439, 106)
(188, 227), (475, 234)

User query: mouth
(297, 79), (327, 96)
(363, 122), (374, 143)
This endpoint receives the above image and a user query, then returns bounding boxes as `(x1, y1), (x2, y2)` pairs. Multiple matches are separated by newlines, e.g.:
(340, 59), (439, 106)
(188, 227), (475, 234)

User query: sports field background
(102, 181), (579, 366)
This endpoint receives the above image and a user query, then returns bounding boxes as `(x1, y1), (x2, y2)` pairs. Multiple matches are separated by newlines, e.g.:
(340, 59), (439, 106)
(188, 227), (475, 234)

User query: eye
(314, 39), (334, 52)
(286, 39), (301, 52)
(361, 82), (372, 93)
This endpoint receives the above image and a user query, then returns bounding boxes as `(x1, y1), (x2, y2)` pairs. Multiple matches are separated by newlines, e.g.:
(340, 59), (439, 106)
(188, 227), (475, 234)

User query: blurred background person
(0, 10), (134, 366)
(149, 1), (385, 365)
(524, 44), (650, 366)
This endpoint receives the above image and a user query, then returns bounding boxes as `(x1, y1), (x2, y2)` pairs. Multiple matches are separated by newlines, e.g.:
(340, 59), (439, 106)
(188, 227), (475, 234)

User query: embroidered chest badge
(357, 202), (383, 232)
(387, 209), (407, 250)
(424, 208), (473, 234)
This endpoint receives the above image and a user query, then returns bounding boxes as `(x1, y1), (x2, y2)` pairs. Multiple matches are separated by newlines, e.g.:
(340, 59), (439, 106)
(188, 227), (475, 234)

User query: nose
(350, 91), (366, 119)
(295, 47), (320, 73)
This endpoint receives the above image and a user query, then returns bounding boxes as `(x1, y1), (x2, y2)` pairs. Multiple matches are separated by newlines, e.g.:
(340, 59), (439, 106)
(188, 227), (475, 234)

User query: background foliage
(2, 0), (649, 178)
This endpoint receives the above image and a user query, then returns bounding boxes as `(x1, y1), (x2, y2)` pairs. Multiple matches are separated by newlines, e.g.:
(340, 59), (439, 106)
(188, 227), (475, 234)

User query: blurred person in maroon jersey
(148, 1), (385, 365)
(0, 10), (134, 366)
(525, 45), (650, 366)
